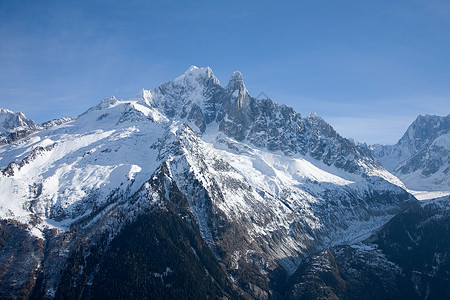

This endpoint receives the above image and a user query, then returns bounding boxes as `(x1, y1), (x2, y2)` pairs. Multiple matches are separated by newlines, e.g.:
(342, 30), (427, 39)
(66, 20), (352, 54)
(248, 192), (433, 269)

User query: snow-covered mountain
(0, 108), (39, 145)
(0, 109), (74, 146)
(0, 108), (36, 132)
(372, 114), (449, 192)
(0, 66), (421, 299)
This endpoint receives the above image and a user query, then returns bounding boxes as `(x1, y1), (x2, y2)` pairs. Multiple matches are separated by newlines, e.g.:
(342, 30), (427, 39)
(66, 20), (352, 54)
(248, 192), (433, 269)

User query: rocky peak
(306, 112), (326, 125)
(225, 71), (251, 112)
(371, 114), (449, 191)
(0, 109), (37, 133)
(75, 67), (383, 176)
(174, 65), (220, 87)
(0, 108), (39, 145)
(226, 71), (245, 91)
(142, 67), (381, 175)
(398, 114), (449, 151)
(80, 96), (119, 117)
(136, 89), (153, 107)
(98, 96), (119, 109)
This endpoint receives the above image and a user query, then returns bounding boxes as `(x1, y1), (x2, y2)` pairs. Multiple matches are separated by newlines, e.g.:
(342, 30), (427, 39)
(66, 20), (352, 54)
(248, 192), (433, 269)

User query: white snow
(0, 99), (165, 233)
(432, 133), (450, 148)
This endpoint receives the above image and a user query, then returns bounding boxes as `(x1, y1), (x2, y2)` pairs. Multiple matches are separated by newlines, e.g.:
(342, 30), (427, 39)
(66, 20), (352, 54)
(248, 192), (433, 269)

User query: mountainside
(286, 195), (450, 300)
(372, 114), (450, 192)
(0, 66), (422, 299)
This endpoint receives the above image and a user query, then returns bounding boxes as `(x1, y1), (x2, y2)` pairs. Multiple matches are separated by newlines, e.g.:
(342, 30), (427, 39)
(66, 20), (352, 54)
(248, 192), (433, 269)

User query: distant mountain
(372, 114), (450, 191)
(0, 108), (39, 145)
(0, 109), (75, 146)
(0, 108), (37, 132)
(0, 66), (424, 299)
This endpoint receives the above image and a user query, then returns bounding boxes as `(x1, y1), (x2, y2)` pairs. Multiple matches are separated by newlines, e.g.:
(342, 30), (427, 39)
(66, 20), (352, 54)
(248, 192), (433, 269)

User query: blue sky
(1, 0), (449, 144)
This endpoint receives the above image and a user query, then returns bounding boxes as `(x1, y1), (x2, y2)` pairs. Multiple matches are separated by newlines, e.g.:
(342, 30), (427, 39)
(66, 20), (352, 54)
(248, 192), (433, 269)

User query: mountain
(0, 108), (39, 145)
(0, 66), (418, 299)
(0, 109), (75, 146)
(372, 114), (450, 192)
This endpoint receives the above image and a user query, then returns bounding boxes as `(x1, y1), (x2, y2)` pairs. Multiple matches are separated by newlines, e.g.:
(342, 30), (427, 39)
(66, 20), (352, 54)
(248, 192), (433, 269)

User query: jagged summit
(0, 108), (37, 133)
(0, 108), (14, 114)
(1, 67), (385, 179)
(71, 67), (390, 176)
(69, 67), (389, 178)
(372, 114), (449, 192)
(186, 65), (200, 73)
(306, 112), (323, 121)
(226, 70), (245, 91)
(0, 108), (39, 145)
(398, 114), (449, 149)
(174, 65), (219, 85)
(99, 96), (119, 108)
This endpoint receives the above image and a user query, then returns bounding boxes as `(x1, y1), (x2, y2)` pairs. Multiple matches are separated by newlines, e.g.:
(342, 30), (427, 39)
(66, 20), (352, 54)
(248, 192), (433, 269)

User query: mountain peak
(175, 65), (217, 83)
(306, 112), (326, 125)
(306, 112), (321, 119)
(186, 65), (199, 72)
(226, 71), (245, 91)
(398, 114), (449, 149)
(98, 96), (118, 109)
(372, 113), (449, 191)
(229, 70), (243, 82)
(183, 65), (212, 76)
(0, 108), (37, 133)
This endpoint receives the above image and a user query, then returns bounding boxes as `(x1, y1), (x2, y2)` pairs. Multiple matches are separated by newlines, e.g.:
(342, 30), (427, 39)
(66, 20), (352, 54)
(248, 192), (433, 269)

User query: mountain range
(0, 66), (448, 299)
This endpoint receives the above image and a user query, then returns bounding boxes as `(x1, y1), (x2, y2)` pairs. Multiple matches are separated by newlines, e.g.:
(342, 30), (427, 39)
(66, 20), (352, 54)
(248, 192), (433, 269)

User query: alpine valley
(0, 67), (448, 299)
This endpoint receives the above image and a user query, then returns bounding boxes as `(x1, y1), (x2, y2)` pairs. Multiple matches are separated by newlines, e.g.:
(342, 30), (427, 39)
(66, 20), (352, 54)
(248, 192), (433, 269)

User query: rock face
(372, 114), (450, 191)
(0, 66), (433, 299)
(0, 221), (43, 299)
